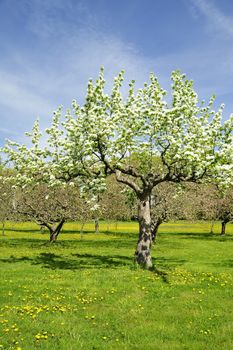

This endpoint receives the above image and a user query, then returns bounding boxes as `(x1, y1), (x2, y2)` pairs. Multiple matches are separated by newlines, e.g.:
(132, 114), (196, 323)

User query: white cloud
(190, 0), (233, 38)
(0, 127), (19, 136)
(0, 70), (54, 116)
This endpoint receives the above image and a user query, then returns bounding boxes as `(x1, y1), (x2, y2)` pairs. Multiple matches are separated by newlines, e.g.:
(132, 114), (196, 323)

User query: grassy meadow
(0, 220), (233, 350)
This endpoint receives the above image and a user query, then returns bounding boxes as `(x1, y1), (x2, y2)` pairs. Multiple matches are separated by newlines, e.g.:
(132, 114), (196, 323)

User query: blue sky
(1, 0), (233, 145)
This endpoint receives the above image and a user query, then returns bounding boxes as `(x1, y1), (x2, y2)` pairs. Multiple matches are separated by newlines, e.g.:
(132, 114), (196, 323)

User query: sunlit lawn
(0, 220), (233, 350)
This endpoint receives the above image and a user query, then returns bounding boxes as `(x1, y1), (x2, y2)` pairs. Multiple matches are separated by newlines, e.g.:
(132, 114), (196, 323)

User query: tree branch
(115, 170), (142, 195)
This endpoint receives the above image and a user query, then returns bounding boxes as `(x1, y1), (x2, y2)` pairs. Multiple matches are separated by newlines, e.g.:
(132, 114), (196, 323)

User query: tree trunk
(50, 230), (58, 242)
(135, 195), (153, 269)
(2, 222), (5, 236)
(80, 222), (85, 239)
(40, 225), (46, 234)
(115, 221), (118, 232)
(94, 218), (99, 234)
(49, 219), (65, 242)
(210, 221), (215, 234)
(221, 221), (228, 236)
(151, 218), (162, 243)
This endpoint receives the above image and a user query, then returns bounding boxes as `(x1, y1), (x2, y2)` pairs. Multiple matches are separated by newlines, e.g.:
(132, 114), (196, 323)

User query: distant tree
(182, 183), (233, 235)
(99, 176), (133, 223)
(0, 171), (14, 235)
(214, 189), (233, 235)
(150, 182), (183, 242)
(89, 176), (133, 233)
(173, 183), (218, 220)
(14, 184), (90, 242)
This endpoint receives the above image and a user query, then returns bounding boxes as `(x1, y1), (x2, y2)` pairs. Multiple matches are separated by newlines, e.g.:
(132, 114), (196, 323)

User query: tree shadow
(222, 260), (233, 267)
(0, 251), (191, 286)
(0, 238), (49, 248)
(103, 231), (138, 238)
(163, 231), (233, 241)
(0, 236), (136, 250)
(0, 252), (133, 270)
(0, 256), (32, 263)
(151, 267), (169, 283)
(0, 252), (187, 283)
(155, 256), (187, 267)
(1, 228), (40, 233)
(210, 259), (233, 268)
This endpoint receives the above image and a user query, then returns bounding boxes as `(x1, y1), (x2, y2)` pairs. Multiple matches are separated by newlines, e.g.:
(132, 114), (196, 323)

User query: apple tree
(65, 69), (233, 268)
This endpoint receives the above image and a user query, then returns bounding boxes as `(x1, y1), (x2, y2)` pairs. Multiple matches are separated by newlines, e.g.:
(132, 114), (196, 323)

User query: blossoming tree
(3, 68), (233, 268)
(68, 69), (233, 268)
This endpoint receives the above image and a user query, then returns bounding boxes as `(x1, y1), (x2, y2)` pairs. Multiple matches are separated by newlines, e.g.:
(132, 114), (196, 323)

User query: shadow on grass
(1, 228), (41, 233)
(223, 260), (233, 267)
(155, 256), (187, 267)
(0, 236), (135, 250)
(0, 252), (133, 270)
(151, 256), (187, 283)
(163, 231), (233, 241)
(101, 231), (138, 238)
(1, 226), (138, 237)
(147, 266), (169, 283)
(0, 252), (188, 285)
(210, 259), (233, 268)
(50, 229), (138, 240)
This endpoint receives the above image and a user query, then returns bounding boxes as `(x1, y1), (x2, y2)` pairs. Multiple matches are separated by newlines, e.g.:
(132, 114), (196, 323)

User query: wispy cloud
(190, 0), (233, 38)
(0, 70), (54, 116)
(0, 127), (20, 136)
(24, 0), (99, 39)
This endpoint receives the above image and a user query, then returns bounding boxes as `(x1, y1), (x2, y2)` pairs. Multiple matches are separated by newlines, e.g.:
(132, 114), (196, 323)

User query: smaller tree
(184, 184), (233, 235)
(14, 184), (89, 242)
(150, 182), (183, 242)
(215, 190), (233, 235)
(0, 174), (15, 235)
(99, 176), (133, 228)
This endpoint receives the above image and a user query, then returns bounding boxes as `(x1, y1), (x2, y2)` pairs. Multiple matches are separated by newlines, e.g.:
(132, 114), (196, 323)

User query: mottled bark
(135, 195), (153, 268)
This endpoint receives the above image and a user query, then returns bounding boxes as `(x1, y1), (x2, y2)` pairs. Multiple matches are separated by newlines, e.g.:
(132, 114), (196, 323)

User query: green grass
(0, 220), (233, 350)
